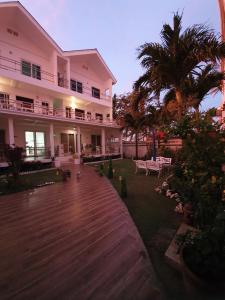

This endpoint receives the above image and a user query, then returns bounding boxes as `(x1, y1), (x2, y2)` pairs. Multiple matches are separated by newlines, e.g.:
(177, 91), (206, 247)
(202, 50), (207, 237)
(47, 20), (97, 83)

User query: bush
(108, 158), (113, 179)
(181, 212), (225, 282)
(4, 145), (24, 179)
(120, 177), (127, 198)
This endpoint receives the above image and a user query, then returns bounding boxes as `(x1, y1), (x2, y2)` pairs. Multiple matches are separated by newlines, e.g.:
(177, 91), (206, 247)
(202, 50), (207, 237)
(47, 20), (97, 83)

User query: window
(25, 131), (45, 157)
(70, 79), (83, 93)
(75, 108), (85, 120)
(42, 102), (49, 115)
(32, 64), (41, 80)
(95, 113), (103, 122)
(92, 87), (100, 99)
(21, 60), (41, 80)
(66, 106), (72, 118)
(87, 112), (92, 120)
(22, 60), (31, 77)
(0, 92), (9, 109)
(16, 96), (34, 112)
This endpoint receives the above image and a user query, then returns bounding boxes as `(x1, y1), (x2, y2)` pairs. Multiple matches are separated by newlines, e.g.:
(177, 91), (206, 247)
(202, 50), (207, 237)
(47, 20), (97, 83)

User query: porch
(0, 115), (123, 164)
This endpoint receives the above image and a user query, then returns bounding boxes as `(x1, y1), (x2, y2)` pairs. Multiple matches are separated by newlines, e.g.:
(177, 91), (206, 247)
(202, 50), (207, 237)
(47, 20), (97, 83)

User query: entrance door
(69, 134), (75, 153)
(61, 133), (68, 153)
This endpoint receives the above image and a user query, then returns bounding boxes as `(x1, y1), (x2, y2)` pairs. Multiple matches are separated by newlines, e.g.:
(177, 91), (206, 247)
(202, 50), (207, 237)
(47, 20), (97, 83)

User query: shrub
(120, 177), (127, 198)
(4, 145), (24, 179)
(108, 158), (113, 179)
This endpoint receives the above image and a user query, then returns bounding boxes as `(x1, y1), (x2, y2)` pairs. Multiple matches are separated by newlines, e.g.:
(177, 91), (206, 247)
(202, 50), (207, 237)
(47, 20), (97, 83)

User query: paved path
(0, 165), (160, 300)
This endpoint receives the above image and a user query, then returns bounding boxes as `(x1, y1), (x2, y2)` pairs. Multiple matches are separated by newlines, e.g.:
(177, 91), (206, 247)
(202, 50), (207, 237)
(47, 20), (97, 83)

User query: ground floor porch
(0, 114), (123, 164)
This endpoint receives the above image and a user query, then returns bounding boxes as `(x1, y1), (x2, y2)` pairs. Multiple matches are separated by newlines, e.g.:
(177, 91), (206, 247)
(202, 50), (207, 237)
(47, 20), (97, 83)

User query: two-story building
(0, 1), (122, 164)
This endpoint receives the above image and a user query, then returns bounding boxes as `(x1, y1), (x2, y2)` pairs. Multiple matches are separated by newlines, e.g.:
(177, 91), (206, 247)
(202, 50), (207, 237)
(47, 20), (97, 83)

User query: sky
(5, 0), (222, 110)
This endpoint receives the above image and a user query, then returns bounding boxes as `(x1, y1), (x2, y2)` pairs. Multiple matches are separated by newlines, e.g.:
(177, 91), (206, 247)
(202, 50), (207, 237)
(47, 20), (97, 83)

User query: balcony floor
(0, 165), (159, 300)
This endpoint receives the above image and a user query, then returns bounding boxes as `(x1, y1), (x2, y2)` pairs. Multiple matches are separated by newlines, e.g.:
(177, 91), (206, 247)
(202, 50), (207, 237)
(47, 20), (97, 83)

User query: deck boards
(0, 165), (159, 300)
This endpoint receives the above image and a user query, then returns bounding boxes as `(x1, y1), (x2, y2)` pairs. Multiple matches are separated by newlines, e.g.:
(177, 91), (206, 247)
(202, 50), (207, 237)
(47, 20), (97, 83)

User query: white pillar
(101, 128), (106, 155)
(120, 131), (123, 158)
(8, 117), (15, 147)
(52, 51), (58, 85)
(49, 123), (55, 157)
(74, 130), (77, 154)
(66, 58), (70, 89)
(77, 126), (81, 156)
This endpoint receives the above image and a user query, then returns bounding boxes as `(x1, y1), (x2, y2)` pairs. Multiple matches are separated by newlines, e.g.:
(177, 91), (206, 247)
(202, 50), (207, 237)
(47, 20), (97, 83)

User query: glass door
(25, 131), (35, 157)
(36, 132), (45, 156)
(25, 131), (45, 157)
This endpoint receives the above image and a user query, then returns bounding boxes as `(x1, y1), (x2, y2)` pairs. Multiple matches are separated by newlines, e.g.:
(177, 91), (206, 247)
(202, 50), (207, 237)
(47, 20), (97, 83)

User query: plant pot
(74, 158), (80, 165)
(180, 248), (225, 298)
(54, 160), (61, 168)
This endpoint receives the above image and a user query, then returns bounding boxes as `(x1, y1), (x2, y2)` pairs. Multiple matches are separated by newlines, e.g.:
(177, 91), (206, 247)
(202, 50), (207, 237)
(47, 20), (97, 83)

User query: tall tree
(117, 91), (146, 159)
(135, 12), (225, 119)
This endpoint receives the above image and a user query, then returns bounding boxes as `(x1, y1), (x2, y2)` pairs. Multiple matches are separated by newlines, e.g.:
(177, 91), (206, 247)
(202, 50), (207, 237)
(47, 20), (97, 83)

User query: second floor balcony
(0, 55), (111, 102)
(0, 97), (119, 128)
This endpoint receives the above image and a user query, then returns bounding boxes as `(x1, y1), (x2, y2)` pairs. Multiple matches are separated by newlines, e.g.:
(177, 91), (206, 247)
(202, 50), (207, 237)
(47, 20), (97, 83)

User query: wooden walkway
(0, 165), (160, 300)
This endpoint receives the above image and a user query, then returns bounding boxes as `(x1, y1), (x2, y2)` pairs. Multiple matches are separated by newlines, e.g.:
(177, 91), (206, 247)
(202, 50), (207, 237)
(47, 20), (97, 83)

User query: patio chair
(135, 160), (147, 175)
(146, 160), (163, 178)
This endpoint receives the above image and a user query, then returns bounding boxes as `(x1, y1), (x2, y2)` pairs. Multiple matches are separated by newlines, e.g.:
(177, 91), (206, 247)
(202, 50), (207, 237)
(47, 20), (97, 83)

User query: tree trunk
(175, 89), (183, 119)
(152, 128), (156, 161)
(135, 132), (138, 159)
(195, 106), (200, 121)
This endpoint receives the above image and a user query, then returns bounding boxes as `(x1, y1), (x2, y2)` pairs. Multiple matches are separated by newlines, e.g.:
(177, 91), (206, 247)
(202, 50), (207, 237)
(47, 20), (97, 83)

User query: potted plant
(73, 154), (80, 165)
(177, 211), (225, 297)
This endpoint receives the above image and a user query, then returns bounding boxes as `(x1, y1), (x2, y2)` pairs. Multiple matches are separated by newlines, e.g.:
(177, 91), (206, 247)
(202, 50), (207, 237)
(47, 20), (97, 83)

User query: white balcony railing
(0, 98), (118, 126)
(0, 55), (111, 102)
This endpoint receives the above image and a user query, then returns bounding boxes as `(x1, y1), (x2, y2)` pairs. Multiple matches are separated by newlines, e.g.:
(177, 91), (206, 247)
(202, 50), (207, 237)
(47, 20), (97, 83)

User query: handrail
(0, 97), (118, 126)
(0, 55), (111, 102)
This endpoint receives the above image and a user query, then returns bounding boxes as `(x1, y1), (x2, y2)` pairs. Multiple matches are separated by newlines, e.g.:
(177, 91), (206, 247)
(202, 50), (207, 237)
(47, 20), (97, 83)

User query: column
(66, 58), (70, 89)
(77, 126), (81, 156)
(74, 130), (77, 154)
(120, 131), (123, 158)
(101, 128), (106, 156)
(8, 117), (15, 147)
(52, 51), (58, 85)
(49, 123), (55, 157)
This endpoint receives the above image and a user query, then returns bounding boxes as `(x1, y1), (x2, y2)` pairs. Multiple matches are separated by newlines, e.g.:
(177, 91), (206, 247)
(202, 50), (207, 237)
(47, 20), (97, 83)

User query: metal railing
(0, 98), (118, 126)
(0, 55), (111, 102)
(0, 55), (55, 83)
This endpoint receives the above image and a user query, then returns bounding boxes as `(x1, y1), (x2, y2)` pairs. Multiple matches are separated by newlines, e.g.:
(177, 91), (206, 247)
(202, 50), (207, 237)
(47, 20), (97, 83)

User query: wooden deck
(0, 165), (160, 300)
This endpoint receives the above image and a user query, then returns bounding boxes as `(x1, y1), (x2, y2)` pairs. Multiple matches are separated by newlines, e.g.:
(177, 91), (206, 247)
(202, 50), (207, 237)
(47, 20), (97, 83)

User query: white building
(0, 1), (122, 164)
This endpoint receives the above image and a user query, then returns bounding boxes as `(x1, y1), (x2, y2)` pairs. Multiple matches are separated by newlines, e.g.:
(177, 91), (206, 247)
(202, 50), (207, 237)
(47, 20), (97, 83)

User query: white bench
(153, 156), (172, 165)
(146, 160), (163, 178)
(135, 160), (163, 178)
(135, 160), (147, 175)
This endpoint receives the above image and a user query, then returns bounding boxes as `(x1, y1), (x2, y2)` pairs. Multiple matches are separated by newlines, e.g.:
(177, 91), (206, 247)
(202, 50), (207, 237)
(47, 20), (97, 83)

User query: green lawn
(0, 169), (64, 195)
(98, 159), (189, 300)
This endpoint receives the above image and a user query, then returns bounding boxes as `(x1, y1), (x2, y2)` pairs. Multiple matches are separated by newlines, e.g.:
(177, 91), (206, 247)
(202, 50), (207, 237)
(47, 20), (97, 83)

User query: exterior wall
(70, 61), (112, 99)
(0, 20), (54, 79)
(123, 139), (183, 158)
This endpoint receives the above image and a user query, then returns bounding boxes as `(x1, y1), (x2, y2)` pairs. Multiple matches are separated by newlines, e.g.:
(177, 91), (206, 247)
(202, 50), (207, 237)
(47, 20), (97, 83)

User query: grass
(0, 168), (64, 195)
(96, 159), (190, 300)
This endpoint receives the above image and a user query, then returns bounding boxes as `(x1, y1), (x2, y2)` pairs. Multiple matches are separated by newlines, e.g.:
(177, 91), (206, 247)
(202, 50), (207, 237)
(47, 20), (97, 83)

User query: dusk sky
(7, 0), (222, 110)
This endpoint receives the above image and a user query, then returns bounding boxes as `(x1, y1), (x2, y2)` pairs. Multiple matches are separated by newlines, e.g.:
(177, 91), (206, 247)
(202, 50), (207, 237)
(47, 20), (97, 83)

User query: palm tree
(117, 91), (146, 159)
(163, 64), (225, 118)
(135, 12), (225, 119)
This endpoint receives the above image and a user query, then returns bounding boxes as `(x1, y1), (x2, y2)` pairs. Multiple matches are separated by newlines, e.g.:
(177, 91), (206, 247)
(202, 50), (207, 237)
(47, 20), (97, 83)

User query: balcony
(0, 97), (119, 127)
(0, 55), (111, 102)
